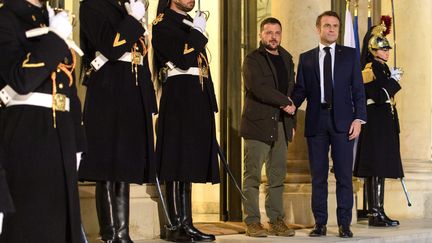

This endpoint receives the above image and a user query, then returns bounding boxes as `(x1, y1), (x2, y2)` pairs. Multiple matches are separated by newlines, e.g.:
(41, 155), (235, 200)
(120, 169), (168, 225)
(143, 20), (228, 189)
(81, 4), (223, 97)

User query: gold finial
(368, 0), (371, 18)
(346, 0), (350, 11)
(354, 0), (359, 16)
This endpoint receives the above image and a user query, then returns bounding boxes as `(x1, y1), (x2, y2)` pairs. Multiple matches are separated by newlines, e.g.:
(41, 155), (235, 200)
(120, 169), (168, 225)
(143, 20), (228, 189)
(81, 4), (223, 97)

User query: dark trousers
(306, 109), (354, 227)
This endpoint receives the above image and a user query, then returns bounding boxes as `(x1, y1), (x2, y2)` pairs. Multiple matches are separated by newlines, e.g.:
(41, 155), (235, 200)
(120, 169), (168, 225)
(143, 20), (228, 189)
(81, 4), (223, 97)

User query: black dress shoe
(338, 225), (353, 238)
(381, 211), (400, 226)
(165, 225), (194, 242)
(183, 224), (215, 242)
(309, 224), (326, 237)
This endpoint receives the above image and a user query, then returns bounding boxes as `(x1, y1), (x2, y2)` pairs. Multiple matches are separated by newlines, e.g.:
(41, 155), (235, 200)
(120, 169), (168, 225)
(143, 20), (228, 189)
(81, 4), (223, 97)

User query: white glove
(0, 212), (3, 235)
(76, 152), (83, 171)
(193, 11), (206, 33)
(390, 67), (403, 82)
(49, 11), (73, 40)
(125, 0), (146, 21)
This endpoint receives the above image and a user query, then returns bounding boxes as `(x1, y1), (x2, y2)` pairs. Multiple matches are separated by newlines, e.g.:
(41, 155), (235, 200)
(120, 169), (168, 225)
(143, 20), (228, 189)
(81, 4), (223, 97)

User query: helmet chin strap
(375, 56), (388, 63)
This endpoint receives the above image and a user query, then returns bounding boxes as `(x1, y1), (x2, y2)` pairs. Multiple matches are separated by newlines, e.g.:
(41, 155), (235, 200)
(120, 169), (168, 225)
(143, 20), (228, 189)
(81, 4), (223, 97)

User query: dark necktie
(323, 47), (333, 105)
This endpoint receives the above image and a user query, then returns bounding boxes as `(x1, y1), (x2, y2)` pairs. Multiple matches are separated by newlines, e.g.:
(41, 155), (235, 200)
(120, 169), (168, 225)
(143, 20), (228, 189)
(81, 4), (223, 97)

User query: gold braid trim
(131, 37), (148, 86)
(50, 49), (77, 128)
(197, 53), (209, 91)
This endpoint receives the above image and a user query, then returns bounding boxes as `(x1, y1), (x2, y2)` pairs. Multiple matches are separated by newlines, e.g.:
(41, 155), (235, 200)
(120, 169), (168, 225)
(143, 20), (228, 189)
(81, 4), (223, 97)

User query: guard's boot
(366, 177), (393, 227)
(180, 182), (215, 242)
(165, 181), (194, 242)
(377, 178), (400, 226)
(115, 182), (134, 243)
(96, 181), (119, 242)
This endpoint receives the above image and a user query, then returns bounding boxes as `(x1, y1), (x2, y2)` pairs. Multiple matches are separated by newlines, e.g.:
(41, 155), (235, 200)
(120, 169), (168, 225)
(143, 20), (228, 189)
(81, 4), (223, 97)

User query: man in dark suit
(289, 11), (366, 238)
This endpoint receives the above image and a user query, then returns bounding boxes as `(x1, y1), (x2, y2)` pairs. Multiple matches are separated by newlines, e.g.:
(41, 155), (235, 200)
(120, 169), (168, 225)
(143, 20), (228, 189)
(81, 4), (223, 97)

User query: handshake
(282, 97), (296, 115)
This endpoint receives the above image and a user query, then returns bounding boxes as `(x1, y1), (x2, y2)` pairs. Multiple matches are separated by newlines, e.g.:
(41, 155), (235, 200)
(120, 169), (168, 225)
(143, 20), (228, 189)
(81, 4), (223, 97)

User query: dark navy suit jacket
(292, 44), (366, 136)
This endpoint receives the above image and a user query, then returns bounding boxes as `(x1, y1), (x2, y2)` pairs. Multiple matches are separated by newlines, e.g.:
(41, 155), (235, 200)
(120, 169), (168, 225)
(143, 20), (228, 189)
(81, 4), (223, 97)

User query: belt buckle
(132, 52), (142, 65)
(53, 93), (67, 112)
(199, 67), (209, 78)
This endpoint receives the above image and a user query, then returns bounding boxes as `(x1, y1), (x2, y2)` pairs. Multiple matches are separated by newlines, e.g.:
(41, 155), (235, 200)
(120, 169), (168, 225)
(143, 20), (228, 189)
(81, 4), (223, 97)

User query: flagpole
(353, 0), (360, 58)
(391, 0), (397, 67)
(367, 0), (372, 29)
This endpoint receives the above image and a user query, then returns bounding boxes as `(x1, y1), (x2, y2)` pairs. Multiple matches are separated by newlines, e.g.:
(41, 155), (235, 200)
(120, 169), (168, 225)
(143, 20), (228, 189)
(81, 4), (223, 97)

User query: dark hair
(316, 11), (341, 27)
(260, 17), (282, 32)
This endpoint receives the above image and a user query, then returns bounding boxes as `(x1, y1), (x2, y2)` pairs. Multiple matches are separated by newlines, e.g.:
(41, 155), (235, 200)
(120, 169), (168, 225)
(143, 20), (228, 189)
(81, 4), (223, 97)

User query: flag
(343, 6), (356, 49)
(353, 12), (361, 58)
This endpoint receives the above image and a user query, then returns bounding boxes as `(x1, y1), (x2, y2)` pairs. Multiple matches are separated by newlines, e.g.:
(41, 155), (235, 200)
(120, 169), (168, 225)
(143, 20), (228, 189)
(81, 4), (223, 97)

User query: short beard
(262, 41), (279, 51)
(174, 0), (194, 12)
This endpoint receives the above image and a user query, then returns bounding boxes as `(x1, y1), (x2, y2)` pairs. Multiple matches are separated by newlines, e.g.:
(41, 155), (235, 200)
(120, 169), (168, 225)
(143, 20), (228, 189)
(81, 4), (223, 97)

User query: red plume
(380, 15), (392, 36)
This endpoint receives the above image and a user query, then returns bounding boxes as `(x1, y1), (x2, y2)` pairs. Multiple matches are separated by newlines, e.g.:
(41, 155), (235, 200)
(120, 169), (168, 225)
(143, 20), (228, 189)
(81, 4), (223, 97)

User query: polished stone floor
(132, 219), (432, 243)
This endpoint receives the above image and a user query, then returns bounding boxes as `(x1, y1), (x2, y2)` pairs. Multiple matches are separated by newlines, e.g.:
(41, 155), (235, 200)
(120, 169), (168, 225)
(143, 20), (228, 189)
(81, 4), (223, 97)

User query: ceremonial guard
(152, 0), (219, 241)
(354, 17), (404, 227)
(0, 0), (86, 242)
(78, 0), (157, 242)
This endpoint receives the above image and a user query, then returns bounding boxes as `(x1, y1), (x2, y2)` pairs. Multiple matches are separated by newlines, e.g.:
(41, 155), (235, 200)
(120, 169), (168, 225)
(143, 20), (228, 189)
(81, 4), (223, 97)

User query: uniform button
(270, 135), (274, 138)
(57, 68), (61, 73)
(271, 116), (275, 120)
(59, 83), (64, 89)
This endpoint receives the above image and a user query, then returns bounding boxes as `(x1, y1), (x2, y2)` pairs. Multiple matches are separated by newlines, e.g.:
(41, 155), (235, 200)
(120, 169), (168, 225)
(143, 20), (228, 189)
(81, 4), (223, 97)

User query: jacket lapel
(313, 46), (320, 83)
(258, 45), (279, 89)
(334, 44), (343, 83)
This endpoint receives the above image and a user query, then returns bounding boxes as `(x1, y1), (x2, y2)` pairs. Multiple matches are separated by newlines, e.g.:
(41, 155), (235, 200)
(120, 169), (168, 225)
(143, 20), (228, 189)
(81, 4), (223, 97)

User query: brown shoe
(268, 219), (295, 237)
(245, 222), (268, 237)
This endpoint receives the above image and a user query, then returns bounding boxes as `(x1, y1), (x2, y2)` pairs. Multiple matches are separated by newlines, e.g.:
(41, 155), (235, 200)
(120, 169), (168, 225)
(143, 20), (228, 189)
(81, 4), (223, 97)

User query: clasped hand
(282, 97), (296, 115)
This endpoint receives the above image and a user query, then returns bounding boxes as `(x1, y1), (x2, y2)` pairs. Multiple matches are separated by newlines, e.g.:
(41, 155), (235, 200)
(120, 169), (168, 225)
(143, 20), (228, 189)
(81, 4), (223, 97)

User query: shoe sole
(268, 231), (295, 237)
(309, 234), (326, 237)
(245, 232), (268, 237)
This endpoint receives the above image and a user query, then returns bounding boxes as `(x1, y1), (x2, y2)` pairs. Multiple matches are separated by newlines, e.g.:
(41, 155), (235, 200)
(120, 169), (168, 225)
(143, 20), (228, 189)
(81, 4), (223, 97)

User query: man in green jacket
(240, 17), (296, 238)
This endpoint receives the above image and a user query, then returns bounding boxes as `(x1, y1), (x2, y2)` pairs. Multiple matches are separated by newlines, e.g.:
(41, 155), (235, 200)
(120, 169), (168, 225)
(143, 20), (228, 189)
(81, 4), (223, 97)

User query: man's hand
(49, 11), (73, 40)
(348, 119), (362, 140)
(193, 11), (207, 33)
(292, 128), (296, 139)
(0, 212), (4, 235)
(390, 67), (403, 82)
(282, 102), (296, 115)
(125, 0), (146, 21)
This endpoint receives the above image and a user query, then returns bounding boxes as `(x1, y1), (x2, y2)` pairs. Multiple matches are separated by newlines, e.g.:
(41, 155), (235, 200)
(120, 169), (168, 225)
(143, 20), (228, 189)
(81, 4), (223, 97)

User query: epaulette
(153, 13), (164, 26)
(362, 62), (375, 84)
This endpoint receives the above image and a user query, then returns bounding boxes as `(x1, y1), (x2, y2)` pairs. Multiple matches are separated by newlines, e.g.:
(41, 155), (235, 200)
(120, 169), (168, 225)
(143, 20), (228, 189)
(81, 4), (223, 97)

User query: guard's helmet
(368, 24), (392, 55)
(368, 16), (393, 56)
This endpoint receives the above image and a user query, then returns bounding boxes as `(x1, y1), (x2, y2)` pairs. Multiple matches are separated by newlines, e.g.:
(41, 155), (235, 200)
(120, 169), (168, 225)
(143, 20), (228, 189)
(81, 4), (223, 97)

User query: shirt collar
(319, 42), (336, 52)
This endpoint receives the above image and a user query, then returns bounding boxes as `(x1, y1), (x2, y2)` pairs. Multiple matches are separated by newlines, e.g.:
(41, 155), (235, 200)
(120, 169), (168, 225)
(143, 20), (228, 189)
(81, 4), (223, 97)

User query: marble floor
(129, 219), (432, 243)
